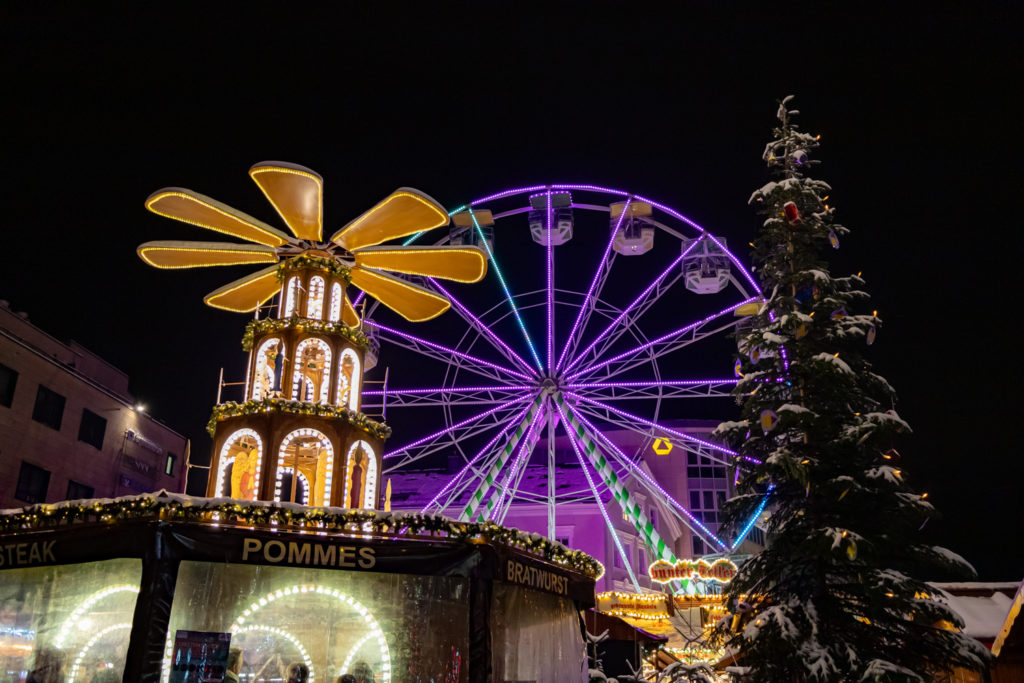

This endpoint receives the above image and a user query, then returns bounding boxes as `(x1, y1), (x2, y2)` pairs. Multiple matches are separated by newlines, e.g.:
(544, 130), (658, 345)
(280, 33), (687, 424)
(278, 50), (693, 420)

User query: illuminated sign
(648, 558), (738, 584)
(596, 592), (669, 620)
(652, 438), (673, 455)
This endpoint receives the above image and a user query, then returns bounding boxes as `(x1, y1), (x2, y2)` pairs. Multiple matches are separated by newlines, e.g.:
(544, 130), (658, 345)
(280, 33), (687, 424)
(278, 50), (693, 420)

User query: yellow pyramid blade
(203, 264), (281, 313)
(350, 267), (450, 322)
(342, 295), (360, 327)
(146, 188), (290, 247)
(137, 241), (278, 269)
(331, 188), (449, 251)
(249, 161), (323, 242)
(353, 246), (487, 283)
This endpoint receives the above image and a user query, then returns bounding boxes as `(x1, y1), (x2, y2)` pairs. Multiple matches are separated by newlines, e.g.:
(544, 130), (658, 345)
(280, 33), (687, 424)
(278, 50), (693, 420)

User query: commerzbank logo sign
(648, 558), (737, 584)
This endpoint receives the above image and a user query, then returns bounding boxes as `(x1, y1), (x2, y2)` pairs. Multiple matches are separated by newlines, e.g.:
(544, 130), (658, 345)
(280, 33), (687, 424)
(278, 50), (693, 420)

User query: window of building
(66, 480), (95, 500)
(165, 453), (177, 476)
(703, 490), (714, 510)
(77, 408), (107, 449)
(0, 362), (17, 407)
(692, 536), (705, 556)
(15, 461), (51, 504)
(32, 385), (66, 430)
(689, 491), (700, 509)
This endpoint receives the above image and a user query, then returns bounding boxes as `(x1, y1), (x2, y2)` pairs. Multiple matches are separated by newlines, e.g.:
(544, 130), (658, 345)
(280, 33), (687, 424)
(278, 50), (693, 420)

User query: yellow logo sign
(652, 438), (673, 455)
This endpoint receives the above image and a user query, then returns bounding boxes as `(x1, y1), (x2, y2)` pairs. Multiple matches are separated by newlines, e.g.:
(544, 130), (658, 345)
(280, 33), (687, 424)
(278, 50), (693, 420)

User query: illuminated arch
(67, 623), (131, 683)
(283, 275), (300, 317)
(55, 585), (140, 650)
(251, 337), (284, 400)
(341, 632), (374, 677)
(276, 428), (334, 506)
(291, 337), (332, 403)
(328, 282), (343, 322)
(231, 625), (314, 682)
(336, 348), (361, 411)
(215, 429), (263, 500)
(345, 440), (377, 509)
(231, 585), (391, 683)
(306, 275), (325, 319)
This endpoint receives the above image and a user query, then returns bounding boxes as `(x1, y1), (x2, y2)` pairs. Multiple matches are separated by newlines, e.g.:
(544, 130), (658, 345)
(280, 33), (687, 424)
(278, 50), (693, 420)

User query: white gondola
(528, 192), (573, 245)
(610, 200), (654, 255)
(682, 236), (731, 294)
(362, 319), (381, 371)
(450, 209), (495, 254)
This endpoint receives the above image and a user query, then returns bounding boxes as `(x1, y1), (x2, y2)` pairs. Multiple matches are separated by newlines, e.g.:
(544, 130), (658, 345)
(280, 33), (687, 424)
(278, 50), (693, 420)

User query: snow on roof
(929, 581), (1020, 640)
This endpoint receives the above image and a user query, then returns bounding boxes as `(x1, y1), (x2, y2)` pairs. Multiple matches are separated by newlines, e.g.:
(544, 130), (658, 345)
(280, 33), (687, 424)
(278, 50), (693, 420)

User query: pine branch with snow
(713, 97), (991, 682)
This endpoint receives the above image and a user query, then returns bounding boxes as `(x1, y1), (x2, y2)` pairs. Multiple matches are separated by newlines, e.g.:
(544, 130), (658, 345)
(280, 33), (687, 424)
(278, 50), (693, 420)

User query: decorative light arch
(283, 276), (300, 317)
(345, 440), (377, 509)
(336, 348), (361, 411)
(251, 337), (285, 400)
(231, 625), (314, 682)
(274, 467), (311, 505)
(276, 428), (334, 506)
(55, 585), (140, 649)
(307, 275), (325, 319)
(215, 429), (263, 500)
(67, 623), (131, 683)
(340, 631), (374, 677)
(231, 585), (391, 683)
(329, 282), (343, 322)
(291, 338), (332, 403)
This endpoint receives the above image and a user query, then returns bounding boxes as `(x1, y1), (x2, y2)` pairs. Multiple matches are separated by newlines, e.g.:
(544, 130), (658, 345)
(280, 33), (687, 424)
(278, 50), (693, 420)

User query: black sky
(1, 3), (1021, 579)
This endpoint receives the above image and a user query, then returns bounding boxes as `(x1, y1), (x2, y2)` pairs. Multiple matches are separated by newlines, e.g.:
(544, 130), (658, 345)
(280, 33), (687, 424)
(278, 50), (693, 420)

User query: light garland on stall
(207, 398), (390, 440)
(241, 317), (369, 353)
(55, 585), (140, 649)
(68, 623), (132, 683)
(278, 254), (352, 283)
(231, 585), (389, 683)
(232, 625), (314, 683)
(0, 496), (604, 577)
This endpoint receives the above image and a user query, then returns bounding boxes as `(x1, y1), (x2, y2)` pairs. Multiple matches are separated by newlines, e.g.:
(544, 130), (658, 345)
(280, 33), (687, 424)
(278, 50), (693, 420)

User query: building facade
(0, 301), (188, 508)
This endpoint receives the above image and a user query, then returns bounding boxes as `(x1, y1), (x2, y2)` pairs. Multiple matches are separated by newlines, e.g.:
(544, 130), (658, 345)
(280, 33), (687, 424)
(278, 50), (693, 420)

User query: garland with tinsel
(207, 398), (391, 439)
(0, 496), (603, 579)
(241, 317), (369, 351)
(277, 254), (352, 283)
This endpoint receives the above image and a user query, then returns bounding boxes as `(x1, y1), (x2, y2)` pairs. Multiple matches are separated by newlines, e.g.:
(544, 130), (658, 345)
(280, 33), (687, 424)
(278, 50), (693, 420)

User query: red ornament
(783, 201), (802, 225)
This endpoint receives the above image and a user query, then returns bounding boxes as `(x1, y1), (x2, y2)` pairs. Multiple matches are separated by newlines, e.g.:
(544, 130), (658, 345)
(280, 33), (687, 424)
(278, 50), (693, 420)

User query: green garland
(0, 496), (603, 578)
(241, 317), (369, 351)
(277, 254), (352, 283)
(207, 398), (391, 440)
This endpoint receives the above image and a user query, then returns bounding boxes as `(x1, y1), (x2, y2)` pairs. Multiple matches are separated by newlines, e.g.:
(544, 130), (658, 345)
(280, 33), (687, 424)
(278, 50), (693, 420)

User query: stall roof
(930, 581), (1019, 642)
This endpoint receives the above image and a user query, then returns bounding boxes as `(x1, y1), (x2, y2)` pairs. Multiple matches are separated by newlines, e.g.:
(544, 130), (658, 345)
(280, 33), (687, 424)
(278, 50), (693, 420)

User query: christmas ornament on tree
(866, 326), (877, 345)
(759, 409), (779, 432)
(828, 230), (840, 248)
(734, 358), (743, 377)
(782, 200), (802, 225)
(831, 307), (847, 320)
(795, 322), (808, 339)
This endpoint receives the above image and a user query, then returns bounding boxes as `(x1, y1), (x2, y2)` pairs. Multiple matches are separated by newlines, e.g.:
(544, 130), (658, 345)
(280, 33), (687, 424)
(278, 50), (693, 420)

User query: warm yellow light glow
(145, 189), (289, 247)
(353, 246), (487, 283)
(249, 162), (324, 242)
(204, 264), (281, 313)
(137, 241), (277, 269)
(350, 267), (451, 322)
(331, 189), (449, 251)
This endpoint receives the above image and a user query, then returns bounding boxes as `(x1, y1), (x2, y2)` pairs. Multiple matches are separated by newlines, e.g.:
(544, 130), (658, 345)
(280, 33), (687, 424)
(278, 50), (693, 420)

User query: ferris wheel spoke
(467, 207), (544, 373)
(565, 379), (738, 401)
(572, 408), (729, 551)
(419, 400), (537, 514)
(383, 399), (532, 468)
(554, 199), (629, 374)
(545, 191), (555, 374)
(362, 385), (533, 409)
(427, 278), (535, 374)
(562, 236), (707, 375)
(567, 392), (743, 466)
(553, 398), (643, 591)
(565, 297), (757, 383)
(365, 319), (535, 384)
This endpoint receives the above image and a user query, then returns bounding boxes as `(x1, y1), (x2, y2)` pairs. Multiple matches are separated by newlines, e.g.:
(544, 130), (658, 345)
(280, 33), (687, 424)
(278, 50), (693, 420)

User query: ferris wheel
(357, 184), (763, 578)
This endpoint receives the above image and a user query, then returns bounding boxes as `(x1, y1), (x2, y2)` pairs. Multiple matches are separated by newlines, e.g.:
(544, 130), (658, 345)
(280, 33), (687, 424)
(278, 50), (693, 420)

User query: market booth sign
(648, 558), (738, 584)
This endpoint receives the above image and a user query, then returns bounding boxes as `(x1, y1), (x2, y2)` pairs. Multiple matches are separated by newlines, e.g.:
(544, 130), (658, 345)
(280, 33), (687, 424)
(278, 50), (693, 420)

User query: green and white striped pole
(555, 393), (691, 591)
(475, 414), (545, 522)
(459, 394), (545, 522)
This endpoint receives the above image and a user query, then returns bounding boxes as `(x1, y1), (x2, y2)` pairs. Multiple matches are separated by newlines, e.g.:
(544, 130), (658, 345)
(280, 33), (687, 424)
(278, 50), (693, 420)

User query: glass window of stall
(0, 558), (142, 683)
(162, 561), (470, 683)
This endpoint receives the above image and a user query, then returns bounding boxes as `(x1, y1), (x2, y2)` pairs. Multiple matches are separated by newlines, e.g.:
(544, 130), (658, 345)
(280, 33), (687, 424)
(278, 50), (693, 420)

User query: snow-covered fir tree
(712, 97), (990, 681)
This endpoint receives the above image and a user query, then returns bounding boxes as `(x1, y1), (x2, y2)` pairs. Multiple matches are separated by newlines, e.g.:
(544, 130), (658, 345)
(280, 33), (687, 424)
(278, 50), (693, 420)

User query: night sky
(1, 4), (1020, 579)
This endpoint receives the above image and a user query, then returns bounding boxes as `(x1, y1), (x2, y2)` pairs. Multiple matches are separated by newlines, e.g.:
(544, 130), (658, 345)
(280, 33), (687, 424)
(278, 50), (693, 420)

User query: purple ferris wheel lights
(363, 384), (533, 396)
(364, 320), (535, 383)
(565, 297), (759, 382)
(566, 379), (739, 389)
(554, 197), (632, 374)
(546, 189), (554, 373)
(419, 399), (537, 513)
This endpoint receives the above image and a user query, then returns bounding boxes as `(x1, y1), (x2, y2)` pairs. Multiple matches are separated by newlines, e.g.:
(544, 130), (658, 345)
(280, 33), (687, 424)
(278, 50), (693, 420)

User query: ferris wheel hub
(539, 377), (560, 396)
